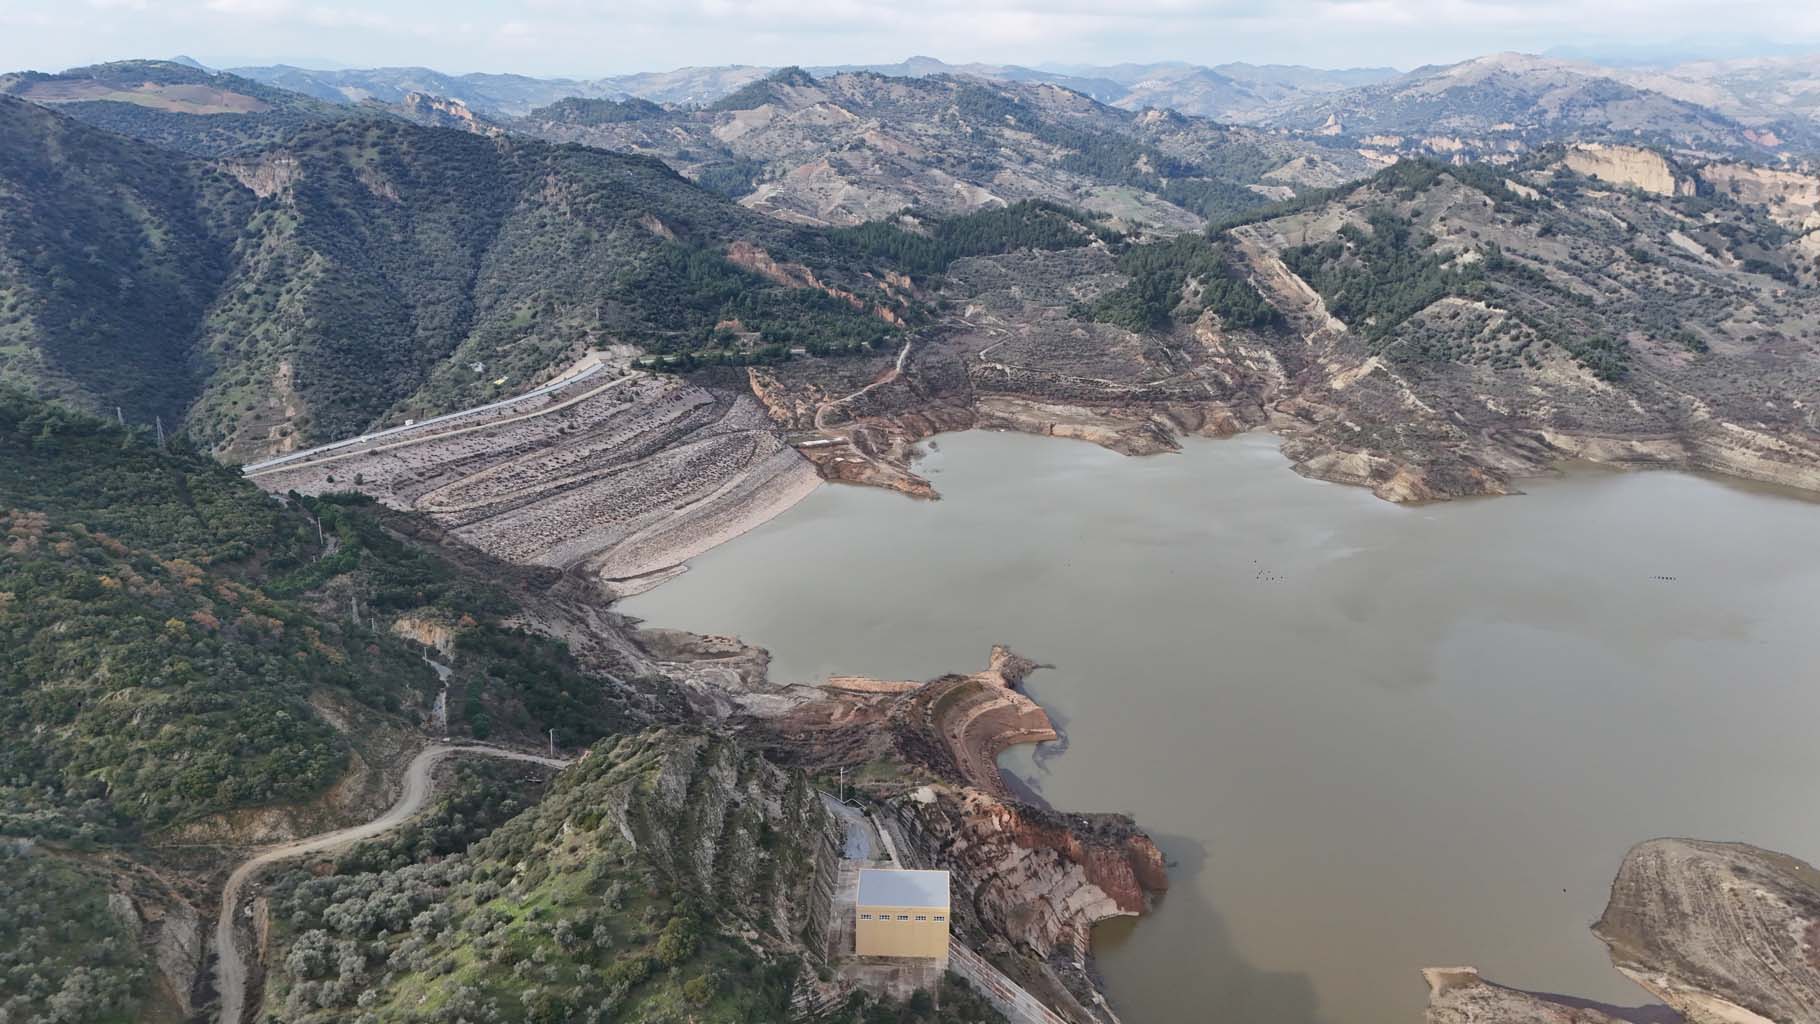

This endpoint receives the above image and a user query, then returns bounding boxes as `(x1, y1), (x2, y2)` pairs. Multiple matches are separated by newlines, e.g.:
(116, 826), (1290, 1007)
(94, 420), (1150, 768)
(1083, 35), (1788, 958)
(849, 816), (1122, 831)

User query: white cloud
(1, 0), (1817, 78)
(204, 0), (297, 16)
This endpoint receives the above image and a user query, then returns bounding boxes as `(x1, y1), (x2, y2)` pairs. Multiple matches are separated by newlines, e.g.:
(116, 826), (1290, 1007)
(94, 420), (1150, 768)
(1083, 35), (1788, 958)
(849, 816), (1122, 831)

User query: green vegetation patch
(261, 731), (821, 1024)
(0, 392), (438, 838)
(1076, 233), (1279, 331)
(706, 67), (818, 113)
(0, 845), (147, 1023)
(826, 200), (1116, 279)
(0, 391), (655, 840)
(525, 96), (668, 125)
(1282, 208), (1486, 342)
(953, 83), (1279, 223)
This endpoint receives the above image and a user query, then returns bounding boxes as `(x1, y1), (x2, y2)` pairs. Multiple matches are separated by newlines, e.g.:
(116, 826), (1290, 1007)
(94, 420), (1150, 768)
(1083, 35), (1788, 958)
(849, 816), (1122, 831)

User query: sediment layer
(250, 373), (823, 589)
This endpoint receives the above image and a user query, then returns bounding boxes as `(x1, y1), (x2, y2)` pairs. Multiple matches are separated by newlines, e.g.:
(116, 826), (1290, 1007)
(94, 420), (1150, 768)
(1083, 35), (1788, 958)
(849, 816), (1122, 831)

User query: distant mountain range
(0, 59), (1377, 234)
(206, 51), (1820, 159)
(215, 55), (1400, 121)
(1266, 52), (1816, 160)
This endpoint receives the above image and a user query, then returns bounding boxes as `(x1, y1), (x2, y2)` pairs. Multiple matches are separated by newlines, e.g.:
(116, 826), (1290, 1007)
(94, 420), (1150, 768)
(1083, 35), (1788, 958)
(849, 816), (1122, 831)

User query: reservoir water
(620, 429), (1820, 1024)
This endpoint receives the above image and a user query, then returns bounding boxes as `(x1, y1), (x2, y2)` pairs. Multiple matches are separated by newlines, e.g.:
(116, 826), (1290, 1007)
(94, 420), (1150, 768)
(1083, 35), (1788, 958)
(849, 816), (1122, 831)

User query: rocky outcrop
(1595, 839), (1820, 1024)
(1429, 838), (1820, 1024)
(396, 92), (500, 136)
(887, 785), (1165, 1024)
(1696, 162), (1820, 232)
(595, 730), (840, 943)
(905, 787), (1165, 934)
(389, 613), (455, 655)
(1423, 967), (1629, 1024)
(760, 645), (1061, 798)
(746, 644), (1165, 1022)
(725, 240), (905, 324)
(224, 152), (300, 199)
(1562, 144), (1694, 197)
(107, 886), (208, 1018)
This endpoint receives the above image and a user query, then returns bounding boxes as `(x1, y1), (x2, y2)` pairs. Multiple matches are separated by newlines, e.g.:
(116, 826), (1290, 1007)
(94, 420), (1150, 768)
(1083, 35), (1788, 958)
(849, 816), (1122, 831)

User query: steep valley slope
(0, 92), (921, 461)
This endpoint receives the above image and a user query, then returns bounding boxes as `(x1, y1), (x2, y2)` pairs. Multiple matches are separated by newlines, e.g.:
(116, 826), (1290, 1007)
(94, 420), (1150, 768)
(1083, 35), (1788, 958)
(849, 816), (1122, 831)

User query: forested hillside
(0, 95), (250, 428)
(257, 729), (1006, 1024)
(1075, 233), (1279, 331)
(0, 390), (651, 841)
(0, 99), (945, 456)
(1, 89), (1153, 457)
(0, 846), (149, 1023)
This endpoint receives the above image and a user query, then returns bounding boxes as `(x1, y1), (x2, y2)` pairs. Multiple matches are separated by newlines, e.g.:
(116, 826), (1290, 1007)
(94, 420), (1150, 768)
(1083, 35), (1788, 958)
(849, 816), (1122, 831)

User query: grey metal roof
(858, 868), (950, 908)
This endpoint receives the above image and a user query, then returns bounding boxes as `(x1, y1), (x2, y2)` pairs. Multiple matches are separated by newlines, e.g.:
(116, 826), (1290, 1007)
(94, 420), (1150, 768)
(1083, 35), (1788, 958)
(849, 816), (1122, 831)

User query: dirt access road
(214, 745), (571, 1024)
(813, 338), (913, 431)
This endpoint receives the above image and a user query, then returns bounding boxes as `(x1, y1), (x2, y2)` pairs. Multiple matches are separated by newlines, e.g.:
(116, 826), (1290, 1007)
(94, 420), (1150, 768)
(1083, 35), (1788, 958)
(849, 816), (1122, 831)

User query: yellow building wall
(855, 903), (950, 958)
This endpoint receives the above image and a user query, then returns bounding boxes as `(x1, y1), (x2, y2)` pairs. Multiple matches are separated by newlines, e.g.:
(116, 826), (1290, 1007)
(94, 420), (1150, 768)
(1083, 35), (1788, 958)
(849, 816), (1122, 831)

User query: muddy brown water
(621, 429), (1820, 1024)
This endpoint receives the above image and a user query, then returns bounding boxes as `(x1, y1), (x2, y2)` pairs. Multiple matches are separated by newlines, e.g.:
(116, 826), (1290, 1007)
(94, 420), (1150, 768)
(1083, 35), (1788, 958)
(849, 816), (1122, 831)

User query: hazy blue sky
(3, 0), (1817, 75)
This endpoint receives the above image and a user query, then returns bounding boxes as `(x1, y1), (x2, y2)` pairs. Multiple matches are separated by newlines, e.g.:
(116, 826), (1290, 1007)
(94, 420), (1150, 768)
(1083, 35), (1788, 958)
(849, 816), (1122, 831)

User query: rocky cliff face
(223, 151), (299, 198)
(884, 784), (1167, 1024)
(1562, 143), (1694, 197)
(1697, 161), (1820, 232)
(741, 646), (1167, 1020)
(594, 729), (840, 944)
(894, 785), (1166, 958)
(394, 92), (501, 136)
(388, 614), (456, 655)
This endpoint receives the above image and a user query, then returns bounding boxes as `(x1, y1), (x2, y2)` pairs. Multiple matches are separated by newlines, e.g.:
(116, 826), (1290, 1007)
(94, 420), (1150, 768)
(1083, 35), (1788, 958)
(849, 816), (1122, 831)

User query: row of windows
(859, 913), (945, 922)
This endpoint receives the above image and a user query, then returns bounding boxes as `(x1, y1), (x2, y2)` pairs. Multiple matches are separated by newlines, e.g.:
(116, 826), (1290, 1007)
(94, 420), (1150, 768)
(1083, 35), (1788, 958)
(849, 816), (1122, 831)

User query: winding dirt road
(813, 339), (913, 431)
(214, 745), (570, 1024)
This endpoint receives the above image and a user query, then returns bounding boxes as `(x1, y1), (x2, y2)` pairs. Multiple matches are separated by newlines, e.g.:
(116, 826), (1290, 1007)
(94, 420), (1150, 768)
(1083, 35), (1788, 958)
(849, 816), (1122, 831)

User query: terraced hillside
(248, 370), (823, 595)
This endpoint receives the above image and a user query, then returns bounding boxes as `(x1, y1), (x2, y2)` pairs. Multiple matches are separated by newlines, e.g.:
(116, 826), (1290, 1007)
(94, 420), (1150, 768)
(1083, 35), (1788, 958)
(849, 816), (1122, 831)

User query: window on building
(860, 913), (872, 920)
(897, 915), (910, 921)
(915, 915), (927, 921)
(932, 915), (945, 922)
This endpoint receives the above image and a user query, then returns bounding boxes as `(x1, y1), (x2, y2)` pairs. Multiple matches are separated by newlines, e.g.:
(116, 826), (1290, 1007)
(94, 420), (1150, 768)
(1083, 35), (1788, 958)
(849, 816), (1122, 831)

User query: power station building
(854, 868), (951, 959)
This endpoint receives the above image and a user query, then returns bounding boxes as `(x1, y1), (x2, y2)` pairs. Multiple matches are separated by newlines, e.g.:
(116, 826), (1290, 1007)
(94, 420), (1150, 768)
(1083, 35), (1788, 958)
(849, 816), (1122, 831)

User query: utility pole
(349, 594), (359, 628)
(548, 728), (556, 758)
(838, 766), (847, 803)
(115, 406), (124, 426)
(154, 416), (165, 448)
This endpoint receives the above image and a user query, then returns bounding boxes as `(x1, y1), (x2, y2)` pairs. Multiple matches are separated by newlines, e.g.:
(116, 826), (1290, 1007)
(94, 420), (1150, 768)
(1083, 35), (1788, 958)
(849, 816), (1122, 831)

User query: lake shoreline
(622, 427), (1820, 1023)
